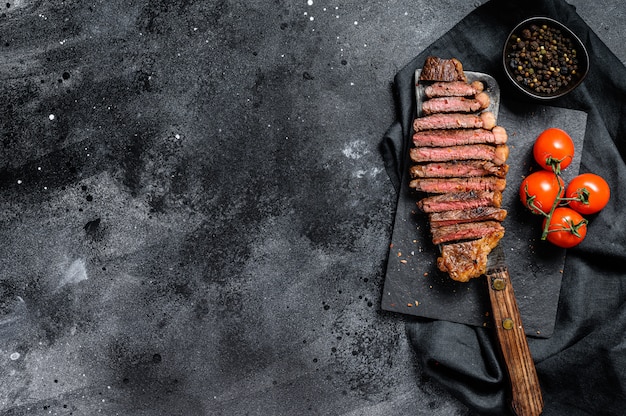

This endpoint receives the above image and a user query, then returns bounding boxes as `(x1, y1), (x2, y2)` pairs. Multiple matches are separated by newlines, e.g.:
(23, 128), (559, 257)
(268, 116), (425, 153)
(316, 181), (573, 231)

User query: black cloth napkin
(381, 0), (626, 414)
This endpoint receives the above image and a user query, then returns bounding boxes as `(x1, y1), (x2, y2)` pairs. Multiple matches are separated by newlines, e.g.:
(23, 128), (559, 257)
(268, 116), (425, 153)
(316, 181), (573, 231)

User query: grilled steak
(419, 56), (467, 82)
(409, 177), (506, 193)
(421, 92), (490, 115)
(409, 57), (510, 281)
(429, 207), (508, 227)
(410, 161), (509, 178)
(423, 80), (484, 98)
(413, 111), (496, 131)
(437, 230), (505, 282)
(430, 220), (505, 245)
(417, 190), (502, 213)
(409, 144), (509, 165)
(413, 126), (508, 147)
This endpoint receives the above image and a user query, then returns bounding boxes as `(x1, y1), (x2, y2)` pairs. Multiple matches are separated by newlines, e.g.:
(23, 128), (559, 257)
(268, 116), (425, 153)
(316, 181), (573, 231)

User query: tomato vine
(519, 128), (610, 248)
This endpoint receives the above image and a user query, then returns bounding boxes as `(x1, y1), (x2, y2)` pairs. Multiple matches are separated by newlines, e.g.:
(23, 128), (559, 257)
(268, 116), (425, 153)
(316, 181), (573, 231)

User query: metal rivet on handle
(502, 318), (514, 330)
(492, 277), (506, 290)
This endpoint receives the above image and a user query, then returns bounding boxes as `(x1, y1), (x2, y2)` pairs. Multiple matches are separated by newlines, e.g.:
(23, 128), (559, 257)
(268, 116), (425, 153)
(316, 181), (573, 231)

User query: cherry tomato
(542, 207), (588, 248)
(519, 170), (565, 215)
(565, 173), (610, 215)
(533, 128), (575, 172)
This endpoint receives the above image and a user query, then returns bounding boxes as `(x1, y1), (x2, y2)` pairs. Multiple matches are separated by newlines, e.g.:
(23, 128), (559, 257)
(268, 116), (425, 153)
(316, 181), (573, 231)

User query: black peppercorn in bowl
(503, 17), (589, 100)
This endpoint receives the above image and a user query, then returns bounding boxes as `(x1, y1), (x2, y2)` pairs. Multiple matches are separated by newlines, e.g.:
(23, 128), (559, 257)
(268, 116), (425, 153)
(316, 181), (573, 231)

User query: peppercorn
(506, 22), (584, 96)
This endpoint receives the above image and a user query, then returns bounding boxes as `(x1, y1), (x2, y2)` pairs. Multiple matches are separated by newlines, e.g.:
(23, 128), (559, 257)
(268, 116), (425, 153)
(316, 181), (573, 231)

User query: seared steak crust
(437, 230), (505, 282)
(419, 56), (467, 82)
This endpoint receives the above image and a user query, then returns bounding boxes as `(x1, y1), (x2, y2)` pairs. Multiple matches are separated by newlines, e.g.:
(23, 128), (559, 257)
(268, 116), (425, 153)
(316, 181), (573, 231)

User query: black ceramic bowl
(503, 17), (589, 100)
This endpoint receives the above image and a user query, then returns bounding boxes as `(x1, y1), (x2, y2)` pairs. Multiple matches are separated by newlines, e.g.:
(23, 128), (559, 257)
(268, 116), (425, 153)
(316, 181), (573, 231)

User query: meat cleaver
(486, 244), (544, 416)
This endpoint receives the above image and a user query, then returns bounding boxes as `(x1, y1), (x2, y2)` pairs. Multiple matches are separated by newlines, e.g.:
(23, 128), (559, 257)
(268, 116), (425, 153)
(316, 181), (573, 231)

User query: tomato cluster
(519, 128), (610, 248)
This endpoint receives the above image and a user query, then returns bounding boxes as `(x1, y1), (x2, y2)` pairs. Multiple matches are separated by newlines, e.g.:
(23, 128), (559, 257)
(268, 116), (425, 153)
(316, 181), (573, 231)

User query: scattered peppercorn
(505, 23), (584, 96)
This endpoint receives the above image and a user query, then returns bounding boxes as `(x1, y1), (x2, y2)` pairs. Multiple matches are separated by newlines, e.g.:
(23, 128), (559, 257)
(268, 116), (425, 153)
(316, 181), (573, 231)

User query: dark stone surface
(0, 1), (624, 415)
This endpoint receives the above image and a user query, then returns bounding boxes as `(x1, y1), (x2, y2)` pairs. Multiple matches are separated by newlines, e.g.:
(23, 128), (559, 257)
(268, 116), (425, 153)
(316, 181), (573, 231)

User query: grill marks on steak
(413, 126), (508, 147)
(410, 161), (509, 178)
(410, 57), (510, 281)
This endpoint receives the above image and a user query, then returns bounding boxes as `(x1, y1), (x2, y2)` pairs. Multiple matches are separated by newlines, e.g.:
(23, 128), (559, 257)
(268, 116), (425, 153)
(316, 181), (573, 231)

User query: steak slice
(423, 80), (484, 98)
(421, 92), (490, 115)
(409, 177), (507, 193)
(413, 111), (496, 131)
(430, 220), (505, 245)
(413, 126), (508, 147)
(429, 207), (508, 227)
(409, 144), (509, 165)
(417, 190), (502, 213)
(437, 230), (505, 282)
(409, 161), (509, 178)
(419, 56), (467, 82)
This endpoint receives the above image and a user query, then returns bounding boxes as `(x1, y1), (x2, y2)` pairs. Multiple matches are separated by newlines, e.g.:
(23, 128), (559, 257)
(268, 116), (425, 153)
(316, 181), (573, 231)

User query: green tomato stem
(524, 184), (551, 216)
(544, 219), (588, 238)
(546, 156), (562, 175)
(540, 165), (565, 240)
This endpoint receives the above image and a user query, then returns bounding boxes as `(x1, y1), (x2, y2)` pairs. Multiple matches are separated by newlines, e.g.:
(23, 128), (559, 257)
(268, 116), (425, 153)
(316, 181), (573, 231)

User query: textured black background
(0, 1), (624, 415)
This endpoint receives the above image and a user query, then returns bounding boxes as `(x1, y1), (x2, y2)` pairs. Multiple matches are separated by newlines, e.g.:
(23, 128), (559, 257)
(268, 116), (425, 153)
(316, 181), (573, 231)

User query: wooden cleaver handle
(487, 267), (544, 416)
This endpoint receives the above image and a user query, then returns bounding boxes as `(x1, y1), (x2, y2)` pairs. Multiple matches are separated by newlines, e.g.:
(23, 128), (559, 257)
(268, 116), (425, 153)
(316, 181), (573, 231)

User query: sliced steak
(409, 144), (509, 165)
(423, 80), (484, 98)
(413, 111), (496, 131)
(430, 220), (505, 245)
(417, 190), (502, 213)
(437, 230), (505, 282)
(409, 161), (509, 178)
(409, 177), (506, 194)
(419, 56), (467, 82)
(421, 92), (490, 115)
(429, 207), (508, 227)
(413, 126), (508, 147)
